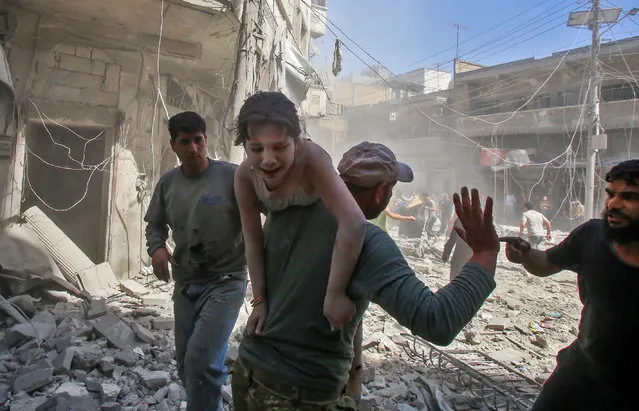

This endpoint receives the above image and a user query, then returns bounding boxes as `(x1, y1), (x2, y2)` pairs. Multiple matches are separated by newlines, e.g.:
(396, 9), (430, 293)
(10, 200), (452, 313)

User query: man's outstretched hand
(452, 187), (499, 275)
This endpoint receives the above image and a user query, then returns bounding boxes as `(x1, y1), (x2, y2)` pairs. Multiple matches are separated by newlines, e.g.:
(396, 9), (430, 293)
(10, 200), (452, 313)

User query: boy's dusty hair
(234, 91), (302, 146)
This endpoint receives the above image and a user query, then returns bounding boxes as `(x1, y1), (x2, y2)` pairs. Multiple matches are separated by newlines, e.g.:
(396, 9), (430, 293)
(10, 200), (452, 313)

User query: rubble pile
(0, 276), (188, 411)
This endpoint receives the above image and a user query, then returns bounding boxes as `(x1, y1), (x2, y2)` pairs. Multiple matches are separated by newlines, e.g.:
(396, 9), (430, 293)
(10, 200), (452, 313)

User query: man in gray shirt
(144, 111), (247, 411)
(232, 141), (499, 410)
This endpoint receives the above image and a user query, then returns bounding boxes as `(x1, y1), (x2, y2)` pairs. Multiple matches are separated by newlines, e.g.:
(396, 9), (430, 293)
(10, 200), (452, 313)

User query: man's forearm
(521, 250), (560, 277)
(145, 225), (168, 257)
(374, 263), (495, 347)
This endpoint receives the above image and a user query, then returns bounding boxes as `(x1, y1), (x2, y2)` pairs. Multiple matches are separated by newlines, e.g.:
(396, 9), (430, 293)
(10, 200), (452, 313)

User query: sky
(313, 0), (639, 77)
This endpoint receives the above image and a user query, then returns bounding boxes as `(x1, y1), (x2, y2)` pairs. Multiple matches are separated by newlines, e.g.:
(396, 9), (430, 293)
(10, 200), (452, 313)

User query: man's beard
(365, 186), (393, 220)
(602, 209), (639, 244)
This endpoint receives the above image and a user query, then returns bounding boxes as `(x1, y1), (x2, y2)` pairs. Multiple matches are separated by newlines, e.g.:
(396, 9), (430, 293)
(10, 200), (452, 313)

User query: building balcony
(310, 2), (327, 38)
(455, 99), (639, 138)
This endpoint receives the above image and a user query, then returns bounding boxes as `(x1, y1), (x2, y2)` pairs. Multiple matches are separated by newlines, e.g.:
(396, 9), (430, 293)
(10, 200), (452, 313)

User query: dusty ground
(0, 225), (581, 411)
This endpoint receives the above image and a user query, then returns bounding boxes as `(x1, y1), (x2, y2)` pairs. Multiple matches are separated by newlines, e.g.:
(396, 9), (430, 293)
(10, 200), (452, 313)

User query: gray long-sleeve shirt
(239, 201), (495, 391)
(144, 159), (246, 285)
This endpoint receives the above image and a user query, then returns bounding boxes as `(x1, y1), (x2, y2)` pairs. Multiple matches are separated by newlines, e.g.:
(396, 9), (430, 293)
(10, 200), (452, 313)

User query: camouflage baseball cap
(338, 141), (414, 187)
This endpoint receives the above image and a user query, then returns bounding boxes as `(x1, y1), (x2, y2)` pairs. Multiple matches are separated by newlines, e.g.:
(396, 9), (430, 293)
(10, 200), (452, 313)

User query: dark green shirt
(239, 201), (496, 391)
(144, 159), (246, 285)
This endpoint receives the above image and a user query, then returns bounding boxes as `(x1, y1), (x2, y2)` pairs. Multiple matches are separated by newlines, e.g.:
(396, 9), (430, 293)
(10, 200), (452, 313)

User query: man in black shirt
(505, 159), (639, 410)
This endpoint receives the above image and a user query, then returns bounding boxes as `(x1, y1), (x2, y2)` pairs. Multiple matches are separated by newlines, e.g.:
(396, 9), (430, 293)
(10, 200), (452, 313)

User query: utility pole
(586, 0), (601, 220)
(444, 22), (467, 88)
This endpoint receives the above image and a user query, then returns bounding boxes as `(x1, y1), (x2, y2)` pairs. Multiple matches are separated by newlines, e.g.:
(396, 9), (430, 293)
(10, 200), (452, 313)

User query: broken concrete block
(100, 383), (120, 402)
(155, 400), (170, 411)
(503, 298), (521, 310)
(71, 344), (103, 370)
(8, 394), (48, 411)
(53, 347), (76, 374)
(100, 356), (115, 373)
(101, 402), (122, 411)
(152, 317), (175, 331)
(486, 318), (512, 331)
(359, 395), (380, 411)
(77, 262), (118, 295)
(55, 382), (90, 399)
(369, 375), (386, 389)
(4, 321), (56, 347)
(141, 370), (170, 390)
(531, 335), (548, 349)
(7, 295), (36, 317)
(55, 335), (72, 352)
(375, 382), (408, 399)
(167, 382), (182, 402)
(16, 339), (40, 364)
(114, 350), (137, 367)
(119, 280), (150, 298)
(85, 378), (102, 393)
(0, 383), (9, 404)
(142, 294), (168, 307)
(132, 322), (155, 344)
(83, 298), (107, 320)
(12, 359), (54, 393)
(362, 365), (375, 384)
(93, 314), (138, 350)
(153, 386), (169, 402)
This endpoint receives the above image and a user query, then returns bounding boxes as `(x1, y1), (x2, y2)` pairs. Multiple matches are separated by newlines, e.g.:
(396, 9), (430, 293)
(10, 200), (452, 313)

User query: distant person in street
(568, 199), (586, 228)
(233, 91), (366, 335)
(423, 193), (438, 237)
(232, 140), (500, 410)
(368, 200), (416, 232)
(505, 159), (639, 411)
(144, 111), (247, 411)
(438, 193), (454, 236)
(539, 195), (553, 218)
(520, 201), (552, 248)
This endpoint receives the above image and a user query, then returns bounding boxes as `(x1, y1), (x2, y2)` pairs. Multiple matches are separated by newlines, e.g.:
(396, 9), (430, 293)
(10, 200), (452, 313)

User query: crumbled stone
(131, 323), (155, 344)
(100, 382), (121, 402)
(12, 359), (54, 393)
(141, 370), (170, 390)
(114, 350), (137, 367)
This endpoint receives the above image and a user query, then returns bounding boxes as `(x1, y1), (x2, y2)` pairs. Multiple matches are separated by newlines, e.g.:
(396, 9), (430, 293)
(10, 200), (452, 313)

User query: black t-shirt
(546, 219), (639, 380)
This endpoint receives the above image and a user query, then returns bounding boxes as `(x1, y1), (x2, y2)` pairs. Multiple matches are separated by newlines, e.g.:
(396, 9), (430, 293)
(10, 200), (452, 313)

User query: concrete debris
(12, 359), (54, 393)
(100, 382), (120, 402)
(82, 297), (107, 320)
(0, 222), (579, 410)
(131, 322), (155, 344)
(141, 294), (168, 307)
(93, 314), (139, 350)
(141, 370), (170, 390)
(7, 295), (36, 317)
(119, 280), (150, 298)
(152, 317), (175, 331)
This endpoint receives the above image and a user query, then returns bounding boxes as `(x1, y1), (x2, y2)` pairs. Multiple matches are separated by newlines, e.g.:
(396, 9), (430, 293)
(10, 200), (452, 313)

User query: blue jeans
(174, 271), (247, 411)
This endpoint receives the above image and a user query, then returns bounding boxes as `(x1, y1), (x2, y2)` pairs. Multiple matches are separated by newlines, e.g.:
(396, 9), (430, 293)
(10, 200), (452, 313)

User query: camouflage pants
(231, 358), (357, 411)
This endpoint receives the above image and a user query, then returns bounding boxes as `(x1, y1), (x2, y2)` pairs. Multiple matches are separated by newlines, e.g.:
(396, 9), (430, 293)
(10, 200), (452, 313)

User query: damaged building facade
(450, 36), (639, 221)
(0, 0), (326, 283)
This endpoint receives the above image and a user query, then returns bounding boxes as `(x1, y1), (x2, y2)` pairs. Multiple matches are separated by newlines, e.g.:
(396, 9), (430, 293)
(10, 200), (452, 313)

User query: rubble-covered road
(0, 226), (580, 411)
